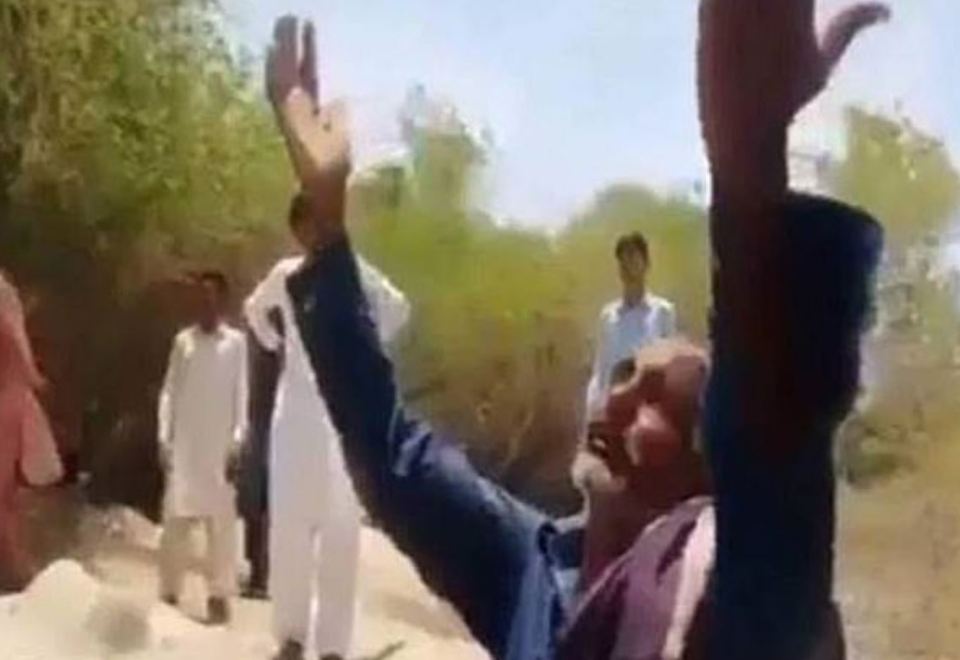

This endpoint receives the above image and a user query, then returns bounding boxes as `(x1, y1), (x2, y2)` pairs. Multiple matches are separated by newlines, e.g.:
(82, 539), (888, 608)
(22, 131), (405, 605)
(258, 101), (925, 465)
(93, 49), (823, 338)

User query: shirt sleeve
(244, 264), (287, 352)
(584, 311), (610, 425)
(288, 239), (545, 657)
(158, 333), (184, 450)
(705, 192), (883, 656)
(659, 301), (678, 338)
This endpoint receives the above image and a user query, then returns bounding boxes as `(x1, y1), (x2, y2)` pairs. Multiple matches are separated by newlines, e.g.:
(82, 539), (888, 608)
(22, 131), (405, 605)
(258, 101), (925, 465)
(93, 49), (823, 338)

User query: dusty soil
(838, 440), (960, 660)
(3, 501), (488, 659)
(5, 441), (960, 659)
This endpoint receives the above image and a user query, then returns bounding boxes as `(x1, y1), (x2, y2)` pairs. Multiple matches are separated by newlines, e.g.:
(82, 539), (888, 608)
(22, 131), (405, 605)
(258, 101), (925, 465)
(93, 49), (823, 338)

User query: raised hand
(696, 0), (889, 458)
(267, 16), (351, 237)
(697, 0), (889, 186)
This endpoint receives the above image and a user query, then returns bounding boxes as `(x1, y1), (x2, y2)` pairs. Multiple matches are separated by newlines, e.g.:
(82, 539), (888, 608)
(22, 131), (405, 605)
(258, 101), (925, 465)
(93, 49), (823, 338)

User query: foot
(273, 640), (304, 660)
(206, 596), (230, 625)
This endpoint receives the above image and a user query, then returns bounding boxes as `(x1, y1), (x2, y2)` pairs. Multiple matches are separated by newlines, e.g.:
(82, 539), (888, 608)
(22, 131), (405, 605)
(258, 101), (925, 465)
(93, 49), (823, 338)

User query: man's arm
(583, 312), (610, 426)
(157, 334), (184, 466)
(659, 302), (677, 338)
(574, 313), (619, 492)
(233, 334), (249, 447)
(698, 0), (889, 449)
(698, 1), (888, 657)
(244, 265), (287, 353)
(267, 18), (546, 656)
(288, 240), (545, 656)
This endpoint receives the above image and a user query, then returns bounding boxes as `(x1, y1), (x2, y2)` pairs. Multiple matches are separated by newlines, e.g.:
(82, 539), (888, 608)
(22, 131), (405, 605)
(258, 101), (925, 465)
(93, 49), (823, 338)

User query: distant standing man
(157, 270), (247, 625)
(584, 232), (677, 423)
(574, 233), (677, 495)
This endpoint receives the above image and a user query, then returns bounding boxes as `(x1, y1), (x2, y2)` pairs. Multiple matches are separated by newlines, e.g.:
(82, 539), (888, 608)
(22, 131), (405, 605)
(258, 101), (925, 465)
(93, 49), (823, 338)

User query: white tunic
(158, 324), (248, 518)
(245, 254), (409, 655)
(244, 255), (410, 525)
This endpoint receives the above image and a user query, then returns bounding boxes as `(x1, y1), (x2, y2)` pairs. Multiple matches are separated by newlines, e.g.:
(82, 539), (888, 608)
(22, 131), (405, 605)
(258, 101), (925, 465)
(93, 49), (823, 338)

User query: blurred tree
(832, 109), (960, 486)
(0, 0), (292, 515)
(350, 90), (709, 509)
(835, 108), (959, 251)
(4, 0), (953, 513)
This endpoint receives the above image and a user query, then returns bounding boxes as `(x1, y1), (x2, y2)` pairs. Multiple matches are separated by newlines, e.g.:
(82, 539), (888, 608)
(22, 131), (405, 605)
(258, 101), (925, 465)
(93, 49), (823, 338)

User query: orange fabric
(0, 273), (61, 588)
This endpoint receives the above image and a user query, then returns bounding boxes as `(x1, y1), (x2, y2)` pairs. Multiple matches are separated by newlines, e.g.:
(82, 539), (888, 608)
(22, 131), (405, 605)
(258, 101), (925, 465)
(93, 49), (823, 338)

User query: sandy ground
(5, 441), (960, 659)
(1, 509), (488, 660)
(837, 440), (960, 660)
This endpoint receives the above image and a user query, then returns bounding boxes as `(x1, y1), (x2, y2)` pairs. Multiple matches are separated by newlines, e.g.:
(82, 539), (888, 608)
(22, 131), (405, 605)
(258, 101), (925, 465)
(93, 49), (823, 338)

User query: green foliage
(833, 109), (960, 481)
(0, 0), (292, 512)
(834, 108), (960, 251)
(349, 97), (708, 508)
(558, 185), (709, 338)
(3, 0), (955, 511)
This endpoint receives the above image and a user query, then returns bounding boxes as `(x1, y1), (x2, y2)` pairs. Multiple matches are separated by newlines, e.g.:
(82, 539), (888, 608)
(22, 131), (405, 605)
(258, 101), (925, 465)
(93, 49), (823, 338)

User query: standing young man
(584, 233), (677, 425)
(573, 233), (678, 501)
(157, 270), (247, 625)
(245, 193), (409, 660)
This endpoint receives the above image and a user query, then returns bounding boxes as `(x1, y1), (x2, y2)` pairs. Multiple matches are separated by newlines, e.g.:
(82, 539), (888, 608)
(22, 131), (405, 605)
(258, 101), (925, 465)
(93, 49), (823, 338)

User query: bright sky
(225, 0), (960, 228)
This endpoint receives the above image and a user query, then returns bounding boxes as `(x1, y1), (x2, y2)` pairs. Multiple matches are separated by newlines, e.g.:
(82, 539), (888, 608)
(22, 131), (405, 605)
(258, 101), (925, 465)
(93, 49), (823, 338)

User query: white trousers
(270, 499), (362, 657)
(159, 514), (237, 600)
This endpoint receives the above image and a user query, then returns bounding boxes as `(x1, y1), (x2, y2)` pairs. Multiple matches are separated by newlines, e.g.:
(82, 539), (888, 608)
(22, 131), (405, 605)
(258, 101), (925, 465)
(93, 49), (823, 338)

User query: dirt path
(838, 441), (960, 660)
(3, 505), (487, 659)
(91, 518), (488, 659)
(7, 443), (960, 659)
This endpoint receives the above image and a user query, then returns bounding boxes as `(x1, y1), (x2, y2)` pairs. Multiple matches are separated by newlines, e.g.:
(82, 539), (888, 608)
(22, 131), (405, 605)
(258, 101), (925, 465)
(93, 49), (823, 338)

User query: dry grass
(839, 437), (960, 659)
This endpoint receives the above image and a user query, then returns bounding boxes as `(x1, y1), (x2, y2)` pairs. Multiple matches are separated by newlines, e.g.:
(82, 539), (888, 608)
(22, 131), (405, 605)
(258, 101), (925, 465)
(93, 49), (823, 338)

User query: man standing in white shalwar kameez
(245, 192), (410, 660)
(157, 270), (247, 625)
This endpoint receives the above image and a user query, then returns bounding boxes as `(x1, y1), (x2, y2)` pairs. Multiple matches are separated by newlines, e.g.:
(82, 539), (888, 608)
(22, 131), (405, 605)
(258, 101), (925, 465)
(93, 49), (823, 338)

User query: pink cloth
(0, 272), (61, 588)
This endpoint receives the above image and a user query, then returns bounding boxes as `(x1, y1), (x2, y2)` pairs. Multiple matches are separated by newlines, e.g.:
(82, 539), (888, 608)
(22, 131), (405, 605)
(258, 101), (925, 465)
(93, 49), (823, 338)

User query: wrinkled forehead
(634, 339), (708, 377)
(631, 340), (709, 414)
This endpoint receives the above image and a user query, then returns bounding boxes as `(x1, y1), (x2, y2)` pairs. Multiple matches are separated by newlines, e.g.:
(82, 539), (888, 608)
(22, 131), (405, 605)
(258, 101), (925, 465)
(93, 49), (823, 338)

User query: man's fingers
(820, 3), (890, 75)
(267, 15), (302, 109)
(271, 16), (299, 96)
(274, 15), (299, 67)
(265, 45), (277, 102)
(300, 21), (319, 110)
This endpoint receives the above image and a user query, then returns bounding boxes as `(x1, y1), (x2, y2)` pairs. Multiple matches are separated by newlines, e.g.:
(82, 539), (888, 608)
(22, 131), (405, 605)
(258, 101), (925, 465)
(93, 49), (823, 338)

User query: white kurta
(244, 254), (409, 656)
(158, 324), (248, 519)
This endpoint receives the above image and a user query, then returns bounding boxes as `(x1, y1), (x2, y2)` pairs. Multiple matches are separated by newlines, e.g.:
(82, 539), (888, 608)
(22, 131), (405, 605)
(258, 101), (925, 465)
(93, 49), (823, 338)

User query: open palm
(698, 0), (889, 174)
(267, 16), (351, 211)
